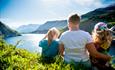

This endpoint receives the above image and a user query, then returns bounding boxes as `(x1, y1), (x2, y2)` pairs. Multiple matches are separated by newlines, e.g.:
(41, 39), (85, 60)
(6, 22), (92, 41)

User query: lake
(5, 34), (115, 56)
(6, 34), (45, 53)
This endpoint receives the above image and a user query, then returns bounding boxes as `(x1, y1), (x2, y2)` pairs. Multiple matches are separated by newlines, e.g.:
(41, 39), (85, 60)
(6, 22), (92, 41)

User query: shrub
(0, 37), (114, 70)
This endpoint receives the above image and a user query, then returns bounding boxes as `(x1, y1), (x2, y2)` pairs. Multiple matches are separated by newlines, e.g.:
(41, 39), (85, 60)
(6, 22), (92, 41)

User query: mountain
(0, 21), (21, 39)
(80, 3), (115, 33)
(17, 24), (40, 33)
(33, 20), (67, 34)
(33, 3), (115, 34)
(81, 4), (115, 19)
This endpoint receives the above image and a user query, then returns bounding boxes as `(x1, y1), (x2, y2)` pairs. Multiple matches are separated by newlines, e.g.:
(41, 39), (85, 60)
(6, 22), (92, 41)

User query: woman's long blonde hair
(92, 30), (112, 50)
(46, 27), (60, 46)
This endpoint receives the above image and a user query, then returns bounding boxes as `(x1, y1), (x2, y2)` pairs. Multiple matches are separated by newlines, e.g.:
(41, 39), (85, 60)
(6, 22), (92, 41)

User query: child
(39, 27), (60, 63)
(91, 22), (113, 70)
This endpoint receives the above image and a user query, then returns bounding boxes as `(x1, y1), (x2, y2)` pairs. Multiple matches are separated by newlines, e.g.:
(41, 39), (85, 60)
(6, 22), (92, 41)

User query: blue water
(6, 34), (45, 53)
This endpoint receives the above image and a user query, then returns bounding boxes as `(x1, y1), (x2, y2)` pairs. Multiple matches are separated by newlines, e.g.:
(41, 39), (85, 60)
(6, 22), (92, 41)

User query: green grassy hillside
(0, 37), (115, 70)
(0, 37), (88, 70)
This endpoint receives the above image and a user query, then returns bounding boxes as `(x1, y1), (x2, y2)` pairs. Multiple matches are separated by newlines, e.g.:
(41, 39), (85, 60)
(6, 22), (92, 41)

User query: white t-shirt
(59, 30), (93, 62)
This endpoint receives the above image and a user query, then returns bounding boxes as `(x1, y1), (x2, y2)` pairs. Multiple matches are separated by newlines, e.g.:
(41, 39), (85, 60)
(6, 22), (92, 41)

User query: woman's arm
(86, 42), (111, 61)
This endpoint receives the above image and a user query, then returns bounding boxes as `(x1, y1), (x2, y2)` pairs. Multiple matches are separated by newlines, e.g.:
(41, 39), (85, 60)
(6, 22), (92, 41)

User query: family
(39, 14), (113, 70)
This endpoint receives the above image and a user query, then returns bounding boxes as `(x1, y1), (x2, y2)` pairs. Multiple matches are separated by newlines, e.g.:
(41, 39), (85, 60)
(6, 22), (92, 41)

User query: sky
(0, 0), (115, 29)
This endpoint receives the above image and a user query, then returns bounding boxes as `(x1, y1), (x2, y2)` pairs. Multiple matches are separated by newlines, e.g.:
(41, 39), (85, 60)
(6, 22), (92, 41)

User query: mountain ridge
(80, 4), (115, 33)
(13, 3), (115, 34)
(0, 21), (21, 38)
(17, 24), (40, 33)
(33, 20), (67, 34)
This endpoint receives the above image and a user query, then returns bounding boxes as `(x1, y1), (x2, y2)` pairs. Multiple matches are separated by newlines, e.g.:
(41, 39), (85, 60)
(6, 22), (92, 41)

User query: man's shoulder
(79, 30), (90, 34)
(61, 30), (90, 35)
(61, 30), (70, 35)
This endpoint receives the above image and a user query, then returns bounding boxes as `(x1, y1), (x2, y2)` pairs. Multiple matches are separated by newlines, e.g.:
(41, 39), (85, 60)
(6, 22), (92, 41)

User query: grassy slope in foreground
(0, 37), (115, 70)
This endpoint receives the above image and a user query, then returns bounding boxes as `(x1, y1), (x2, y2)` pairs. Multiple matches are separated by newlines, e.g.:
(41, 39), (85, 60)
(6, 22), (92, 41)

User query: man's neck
(70, 27), (79, 31)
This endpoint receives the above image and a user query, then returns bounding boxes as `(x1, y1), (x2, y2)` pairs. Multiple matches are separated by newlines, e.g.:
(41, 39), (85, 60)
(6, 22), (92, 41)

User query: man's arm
(86, 42), (111, 61)
(59, 43), (64, 57)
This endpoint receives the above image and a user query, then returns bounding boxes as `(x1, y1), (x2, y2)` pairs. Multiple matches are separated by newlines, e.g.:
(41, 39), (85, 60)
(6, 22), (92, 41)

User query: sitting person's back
(59, 30), (92, 63)
(91, 22), (113, 70)
(59, 14), (111, 70)
(39, 27), (60, 63)
(39, 39), (59, 58)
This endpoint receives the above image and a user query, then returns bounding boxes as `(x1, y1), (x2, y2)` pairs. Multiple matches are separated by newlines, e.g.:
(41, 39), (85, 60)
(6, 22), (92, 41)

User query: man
(59, 14), (111, 69)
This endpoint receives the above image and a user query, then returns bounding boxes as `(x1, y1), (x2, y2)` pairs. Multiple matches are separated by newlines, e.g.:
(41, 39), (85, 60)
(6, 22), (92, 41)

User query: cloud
(40, 0), (104, 8)
(39, 0), (104, 16)
(41, 0), (70, 6)
(1, 0), (113, 28)
(73, 0), (104, 8)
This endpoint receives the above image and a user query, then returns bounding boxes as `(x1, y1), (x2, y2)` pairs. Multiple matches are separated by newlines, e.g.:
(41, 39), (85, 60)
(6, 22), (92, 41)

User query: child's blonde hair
(46, 27), (60, 46)
(92, 22), (112, 50)
(92, 30), (112, 50)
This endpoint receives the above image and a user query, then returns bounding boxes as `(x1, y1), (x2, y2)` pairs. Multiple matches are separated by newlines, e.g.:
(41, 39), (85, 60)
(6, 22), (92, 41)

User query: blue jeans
(64, 60), (92, 70)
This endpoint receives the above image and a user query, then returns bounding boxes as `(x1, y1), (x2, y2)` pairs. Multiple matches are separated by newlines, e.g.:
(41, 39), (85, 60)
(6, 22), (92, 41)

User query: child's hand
(110, 56), (115, 63)
(105, 62), (110, 67)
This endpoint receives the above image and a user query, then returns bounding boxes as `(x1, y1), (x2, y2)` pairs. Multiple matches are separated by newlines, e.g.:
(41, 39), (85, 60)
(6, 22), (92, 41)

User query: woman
(91, 22), (113, 70)
(39, 27), (60, 63)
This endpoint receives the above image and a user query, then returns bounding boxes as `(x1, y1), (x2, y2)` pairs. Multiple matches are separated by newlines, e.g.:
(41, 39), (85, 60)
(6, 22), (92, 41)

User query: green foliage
(0, 38), (39, 70)
(108, 22), (115, 28)
(0, 38), (115, 70)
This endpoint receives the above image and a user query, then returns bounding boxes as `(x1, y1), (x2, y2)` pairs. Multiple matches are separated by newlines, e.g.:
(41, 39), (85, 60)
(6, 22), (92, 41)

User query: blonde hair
(92, 30), (112, 50)
(46, 27), (60, 46)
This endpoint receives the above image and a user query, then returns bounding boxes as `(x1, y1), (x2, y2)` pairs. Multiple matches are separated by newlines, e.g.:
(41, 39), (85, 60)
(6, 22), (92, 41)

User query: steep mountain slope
(80, 4), (115, 33)
(0, 21), (21, 38)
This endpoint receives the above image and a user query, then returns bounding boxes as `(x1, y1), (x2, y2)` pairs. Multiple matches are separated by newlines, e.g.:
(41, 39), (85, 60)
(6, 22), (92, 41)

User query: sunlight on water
(6, 34), (45, 53)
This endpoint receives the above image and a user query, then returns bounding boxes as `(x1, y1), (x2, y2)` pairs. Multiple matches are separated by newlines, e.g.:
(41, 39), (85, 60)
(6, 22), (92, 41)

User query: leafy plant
(0, 37), (114, 70)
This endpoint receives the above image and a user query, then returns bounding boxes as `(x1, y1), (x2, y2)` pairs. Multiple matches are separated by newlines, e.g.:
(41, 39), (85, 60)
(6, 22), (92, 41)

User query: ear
(68, 22), (73, 27)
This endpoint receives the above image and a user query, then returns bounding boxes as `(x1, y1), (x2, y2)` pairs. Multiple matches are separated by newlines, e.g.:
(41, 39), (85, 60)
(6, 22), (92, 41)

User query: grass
(0, 37), (115, 70)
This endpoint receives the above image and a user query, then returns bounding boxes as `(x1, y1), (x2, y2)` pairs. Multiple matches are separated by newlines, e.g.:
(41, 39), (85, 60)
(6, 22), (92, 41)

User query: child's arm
(42, 34), (47, 40)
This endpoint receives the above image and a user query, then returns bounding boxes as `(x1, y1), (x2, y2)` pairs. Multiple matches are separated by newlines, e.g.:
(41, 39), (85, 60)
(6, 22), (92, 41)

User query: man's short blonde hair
(68, 14), (80, 24)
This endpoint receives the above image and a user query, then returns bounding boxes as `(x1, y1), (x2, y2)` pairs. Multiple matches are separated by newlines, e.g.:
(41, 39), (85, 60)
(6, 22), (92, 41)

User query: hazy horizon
(0, 0), (115, 29)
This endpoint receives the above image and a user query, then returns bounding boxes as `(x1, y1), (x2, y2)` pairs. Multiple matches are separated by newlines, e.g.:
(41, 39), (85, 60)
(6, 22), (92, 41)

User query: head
(92, 22), (112, 50)
(68, 14), (80, 30)
(46, 27), (60, 46)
